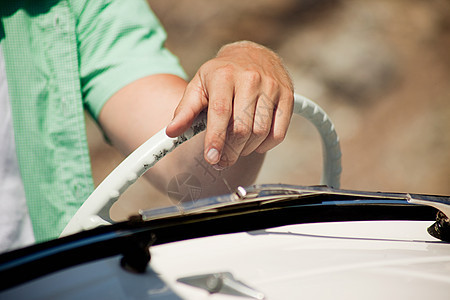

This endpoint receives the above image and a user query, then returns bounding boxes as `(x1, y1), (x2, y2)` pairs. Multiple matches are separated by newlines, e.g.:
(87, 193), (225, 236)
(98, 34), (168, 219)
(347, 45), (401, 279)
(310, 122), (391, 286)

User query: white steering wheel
(61, 94), (342, 236)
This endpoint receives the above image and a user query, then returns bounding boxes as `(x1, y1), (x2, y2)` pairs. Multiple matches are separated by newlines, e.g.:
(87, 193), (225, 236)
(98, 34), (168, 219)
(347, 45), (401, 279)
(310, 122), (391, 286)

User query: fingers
(209, 72), (291, 169)
(212, 74), (259, 168)
(165, 75), (208, 138)
(254, 89), (294, 153)
(239, 82), (277, 157)
(167, 42), (294, 170)
(203, 72), (235, 165)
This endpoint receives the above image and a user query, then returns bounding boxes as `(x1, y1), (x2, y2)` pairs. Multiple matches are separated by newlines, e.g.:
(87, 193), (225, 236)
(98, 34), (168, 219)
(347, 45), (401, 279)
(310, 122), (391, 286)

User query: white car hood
(2, 220), (449, 299)
(151, 220), (450, 299)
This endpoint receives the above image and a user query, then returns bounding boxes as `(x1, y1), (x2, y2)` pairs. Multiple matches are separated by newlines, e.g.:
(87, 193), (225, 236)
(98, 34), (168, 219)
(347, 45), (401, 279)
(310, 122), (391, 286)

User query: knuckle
(230, 121), (251, 140)
(284, 89), (295, 106)
(210, 129), (226, 143)
(240, 147), (252, 157)
(265, 77), (279, 94)
(286, 88), (294, 101)
(210, 100), (231, 116)
(283, 90), (295, 116)
(253, 123), (271, 138)
(242, 70), (262, 85)
(272, 128), (287, 145)
(201, 61), (235, 83)
(215, 64), (235, 80)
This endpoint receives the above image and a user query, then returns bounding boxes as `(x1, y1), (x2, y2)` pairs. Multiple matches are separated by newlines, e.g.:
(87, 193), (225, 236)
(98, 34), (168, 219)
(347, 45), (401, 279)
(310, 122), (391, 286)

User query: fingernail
(206, 148), (220, 164)
(168, 119), (175, 127)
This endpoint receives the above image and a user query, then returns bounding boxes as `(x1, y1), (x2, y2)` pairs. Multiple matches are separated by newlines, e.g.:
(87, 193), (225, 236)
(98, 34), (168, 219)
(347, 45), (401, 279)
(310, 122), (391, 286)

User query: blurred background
(87, 0), (450, 220)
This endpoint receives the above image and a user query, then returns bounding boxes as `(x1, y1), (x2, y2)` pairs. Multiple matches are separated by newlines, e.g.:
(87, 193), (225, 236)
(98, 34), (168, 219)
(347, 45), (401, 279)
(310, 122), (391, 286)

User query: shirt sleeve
(74, 0), (187, 119)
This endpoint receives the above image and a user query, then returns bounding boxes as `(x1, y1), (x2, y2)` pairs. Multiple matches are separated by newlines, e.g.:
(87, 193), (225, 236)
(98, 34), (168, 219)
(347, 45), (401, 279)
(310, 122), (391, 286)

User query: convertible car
(1, 95), (449, 299)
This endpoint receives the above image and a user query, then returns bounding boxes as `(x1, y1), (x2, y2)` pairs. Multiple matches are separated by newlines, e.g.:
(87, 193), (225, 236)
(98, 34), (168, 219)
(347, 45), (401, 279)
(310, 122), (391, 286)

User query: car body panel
(3, 220), (449, 299)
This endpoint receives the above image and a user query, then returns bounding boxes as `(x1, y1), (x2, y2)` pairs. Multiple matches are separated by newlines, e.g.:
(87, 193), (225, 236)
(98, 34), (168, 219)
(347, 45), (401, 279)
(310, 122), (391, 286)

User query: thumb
(166, 76), (208, 138)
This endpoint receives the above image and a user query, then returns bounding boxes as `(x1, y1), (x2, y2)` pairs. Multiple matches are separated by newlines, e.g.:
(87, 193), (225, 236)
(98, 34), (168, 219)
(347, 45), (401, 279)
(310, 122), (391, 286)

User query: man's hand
(166, 41), (294, 170)
(99, 41), (293, 199)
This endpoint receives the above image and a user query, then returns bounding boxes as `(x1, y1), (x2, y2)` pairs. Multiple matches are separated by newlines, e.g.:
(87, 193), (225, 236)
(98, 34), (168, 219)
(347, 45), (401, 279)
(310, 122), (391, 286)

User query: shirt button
(53, 13), (69, 34)
(53, 14), (59, 28)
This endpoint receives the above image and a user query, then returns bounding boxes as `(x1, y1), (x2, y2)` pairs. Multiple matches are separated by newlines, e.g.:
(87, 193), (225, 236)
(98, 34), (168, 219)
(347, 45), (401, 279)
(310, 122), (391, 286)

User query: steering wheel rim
(61, 94), (341, 236)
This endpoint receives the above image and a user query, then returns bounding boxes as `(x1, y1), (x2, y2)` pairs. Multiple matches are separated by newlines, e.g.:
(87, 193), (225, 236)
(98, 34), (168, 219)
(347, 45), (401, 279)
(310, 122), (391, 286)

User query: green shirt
(0, 0), (186, 242)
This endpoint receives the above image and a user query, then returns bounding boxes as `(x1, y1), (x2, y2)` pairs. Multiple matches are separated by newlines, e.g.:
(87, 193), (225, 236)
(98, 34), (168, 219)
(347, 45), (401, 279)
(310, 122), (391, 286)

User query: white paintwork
(61, 94), (342, 237)
(4, 221), (450, 299)
(151, 220), (450, 299)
